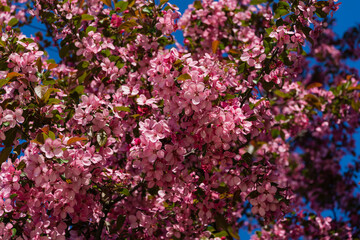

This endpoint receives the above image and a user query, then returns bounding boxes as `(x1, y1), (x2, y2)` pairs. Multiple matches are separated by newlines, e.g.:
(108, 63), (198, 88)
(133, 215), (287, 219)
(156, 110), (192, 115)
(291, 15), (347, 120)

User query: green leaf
(115, 106), (131, 112)
(271, 129), (280, 138)
(275, 114), (286, 121)
(263, 37), (272, 54)
(48, 131), (56, 140)
(177, 73), (191, 81)
(315, 8), (327, 18)
(3, 6), (10, 12)
(250, 0), (267, 4)
(115, 1), (128, 12)
(11, 228), (17, 238)
(78, 71), (88, 84)
(246, 115), (257, 121)
(48, 98), (61, 104)
(351, 99), (360, 111)
(8, 18), (19, 27)
(128, 0), (136, 7)
(10, 193), (17, 199)
(81, 14), (94, 21)
(116, 62), (124, 69)
(213, 231), (229, 238)
(46, 59), (56, 64)
(0, 79), (10, 88)
(131, 114), (140, 118)
(72, 85), (85, 95)
(280, 130), (285, 141)
(142, 6), (152, 14)
(224, 94), (235, 100)
(86, 26), (97, 34)
(60, 159), (69, 164)
(274, 2), (290, 19)
(273, 89), (288, 98)
(265, 27), (273, 35)
(227, 226), (240, 240)
(207, 225), (216, 232)
(0, 40), (6, 47)
(193, 0), (202, 9)
(314, 1), (329, 8)
(275, 8), (289, 18)
(277, 2), (290, 10)
(82, 61), (90, 68)
(121, 188), (130, 196)
(238, 62), (246, 73)
(43, 88), (60, 103)
(160, 0), (169, 7)
(17, 161), (26, 170)
(102, 49), (111, 57)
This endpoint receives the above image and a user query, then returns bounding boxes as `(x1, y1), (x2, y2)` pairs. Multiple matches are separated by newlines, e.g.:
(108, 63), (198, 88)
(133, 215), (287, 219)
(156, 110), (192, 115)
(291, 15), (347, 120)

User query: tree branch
(95, 181), (144, 239)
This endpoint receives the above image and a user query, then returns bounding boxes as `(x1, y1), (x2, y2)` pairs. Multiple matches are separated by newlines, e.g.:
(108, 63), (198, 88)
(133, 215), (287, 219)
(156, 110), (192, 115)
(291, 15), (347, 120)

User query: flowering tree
(0, 0), (360, 239)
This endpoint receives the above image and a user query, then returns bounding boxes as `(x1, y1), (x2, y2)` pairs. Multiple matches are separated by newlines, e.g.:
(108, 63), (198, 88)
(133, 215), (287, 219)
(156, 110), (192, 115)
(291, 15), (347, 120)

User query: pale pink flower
(40, 138), (63, 159)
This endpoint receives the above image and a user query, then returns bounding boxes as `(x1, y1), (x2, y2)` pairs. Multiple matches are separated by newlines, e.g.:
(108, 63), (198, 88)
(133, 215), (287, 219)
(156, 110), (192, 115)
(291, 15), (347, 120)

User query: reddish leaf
(48, 63), (58, 70)
(101, 0), (112, 7)
(6, 72), (23, 79)
(306, 82), (323, 90)
(67, 137), (88, 145)
(212, 40), (220, 54)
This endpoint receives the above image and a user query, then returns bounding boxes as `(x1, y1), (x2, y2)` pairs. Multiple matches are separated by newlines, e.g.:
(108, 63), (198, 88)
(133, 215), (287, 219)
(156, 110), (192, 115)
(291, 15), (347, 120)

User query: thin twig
(95, 181), (144, 239)
(240, 47), (279, 107)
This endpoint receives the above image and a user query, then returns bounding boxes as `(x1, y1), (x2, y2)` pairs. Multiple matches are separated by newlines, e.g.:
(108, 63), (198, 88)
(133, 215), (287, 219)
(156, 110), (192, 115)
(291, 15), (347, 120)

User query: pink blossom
(40, 138), (63, 159)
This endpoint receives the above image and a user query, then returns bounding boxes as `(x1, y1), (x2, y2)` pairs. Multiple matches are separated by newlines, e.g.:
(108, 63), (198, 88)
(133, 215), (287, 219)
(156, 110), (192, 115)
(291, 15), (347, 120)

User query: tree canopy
(0, 0), (360, 239)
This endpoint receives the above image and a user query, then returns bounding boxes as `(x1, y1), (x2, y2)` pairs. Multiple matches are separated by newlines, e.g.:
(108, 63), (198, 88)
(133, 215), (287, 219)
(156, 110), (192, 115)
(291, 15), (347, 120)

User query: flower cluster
(0, 0), (359, 239)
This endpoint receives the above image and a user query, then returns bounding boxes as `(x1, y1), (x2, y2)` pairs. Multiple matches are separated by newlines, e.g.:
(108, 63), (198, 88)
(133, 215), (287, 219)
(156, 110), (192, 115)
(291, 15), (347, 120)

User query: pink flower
(2, 109), (24, 128)
(73, 107), (93, 126)
(24, 154), (47, 179)
(111, 14), (123, 27)
(183, 82), (206, 105)
(139, 119), (170, 143)
(156, 9), (180, 35)
(40, 138), (63, 159)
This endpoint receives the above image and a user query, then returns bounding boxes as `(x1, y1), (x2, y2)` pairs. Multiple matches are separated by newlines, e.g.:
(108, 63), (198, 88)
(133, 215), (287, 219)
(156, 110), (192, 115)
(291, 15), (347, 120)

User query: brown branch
(240, 47), (279, 107)
(95, 181), (144, 239)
